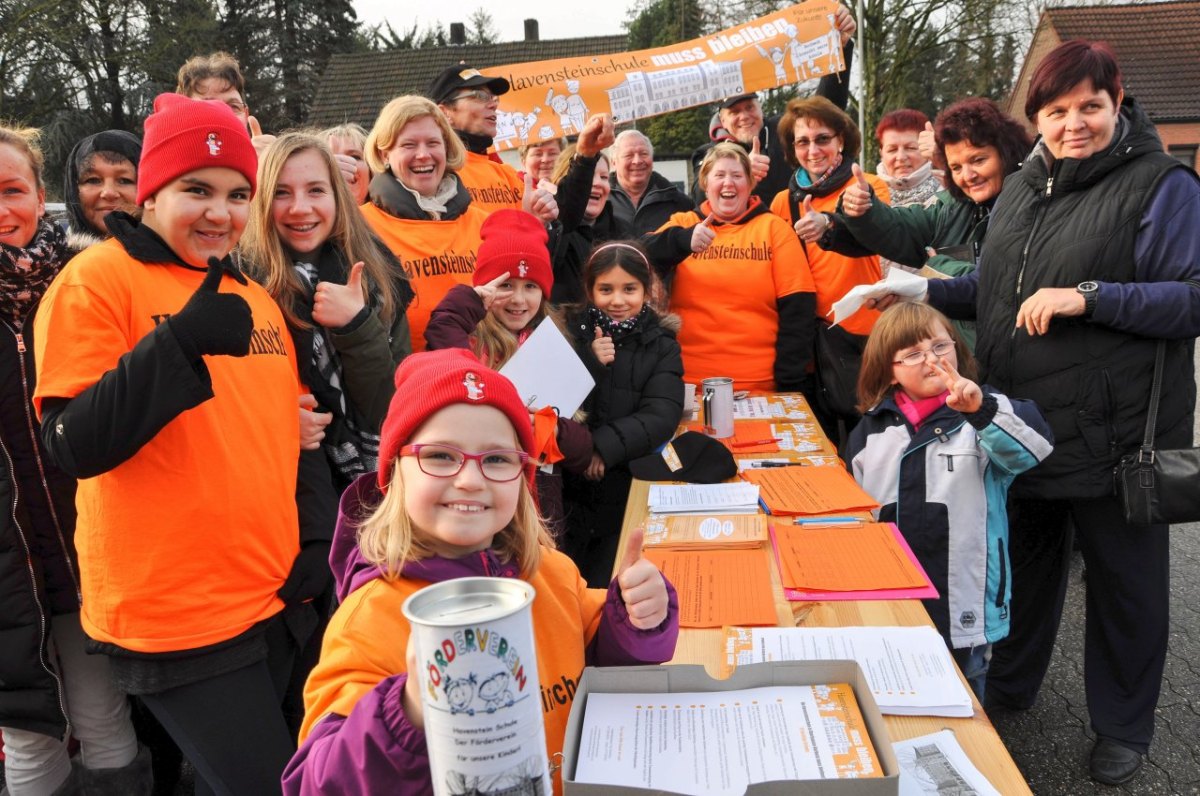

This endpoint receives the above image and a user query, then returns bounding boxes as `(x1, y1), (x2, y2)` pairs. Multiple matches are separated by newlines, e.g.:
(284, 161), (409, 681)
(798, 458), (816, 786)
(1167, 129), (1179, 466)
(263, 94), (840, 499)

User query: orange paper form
(741, 465), (880, 515)
(728, 420), (781, 453)
(643, 548), (778, 627)
(775, 522), (929, 591)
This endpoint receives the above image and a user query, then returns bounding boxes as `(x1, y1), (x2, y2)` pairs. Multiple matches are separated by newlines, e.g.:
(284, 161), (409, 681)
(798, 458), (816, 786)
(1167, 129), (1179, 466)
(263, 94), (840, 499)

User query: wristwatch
(1077, 281), (1099, 318)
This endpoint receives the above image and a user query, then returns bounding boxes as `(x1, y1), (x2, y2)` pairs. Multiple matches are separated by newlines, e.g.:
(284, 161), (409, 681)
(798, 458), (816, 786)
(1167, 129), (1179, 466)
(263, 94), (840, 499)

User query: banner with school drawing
(489, 0), (845, 151)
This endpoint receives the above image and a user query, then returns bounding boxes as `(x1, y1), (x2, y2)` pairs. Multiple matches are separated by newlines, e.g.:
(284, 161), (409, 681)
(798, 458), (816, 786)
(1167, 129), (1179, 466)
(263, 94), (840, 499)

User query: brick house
(1007, 0), (1200, 172)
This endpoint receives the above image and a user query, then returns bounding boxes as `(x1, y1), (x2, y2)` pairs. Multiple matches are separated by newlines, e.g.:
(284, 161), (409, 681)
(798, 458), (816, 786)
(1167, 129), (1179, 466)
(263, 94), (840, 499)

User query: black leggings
(139, 619), (301, 795)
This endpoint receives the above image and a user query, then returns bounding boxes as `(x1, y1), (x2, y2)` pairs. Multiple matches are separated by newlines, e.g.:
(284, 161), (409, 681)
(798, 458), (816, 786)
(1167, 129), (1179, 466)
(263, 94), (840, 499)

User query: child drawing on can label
(478, 670), (516, 713)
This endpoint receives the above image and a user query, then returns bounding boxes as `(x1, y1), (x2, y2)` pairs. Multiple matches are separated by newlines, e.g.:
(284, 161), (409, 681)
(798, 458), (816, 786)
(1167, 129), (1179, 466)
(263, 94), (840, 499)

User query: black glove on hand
(168, 257), (254, 359)
(277, 541), (333, 606)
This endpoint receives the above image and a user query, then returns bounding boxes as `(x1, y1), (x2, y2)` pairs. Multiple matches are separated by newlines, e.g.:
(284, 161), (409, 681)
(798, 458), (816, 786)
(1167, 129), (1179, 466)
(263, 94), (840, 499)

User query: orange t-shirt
(770, 172), (891, 336)
(457, 151), (524, 213)
(32, 238), (301, 652)
(658, 206), (816, 391)
(360, 203), (489, 351)
(299, 548), (605, 793)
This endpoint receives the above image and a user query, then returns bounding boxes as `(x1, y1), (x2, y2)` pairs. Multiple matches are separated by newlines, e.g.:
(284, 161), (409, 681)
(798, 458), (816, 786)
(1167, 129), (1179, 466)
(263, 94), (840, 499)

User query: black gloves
(277, 541), (333, 606)
(168, 257), (254, 359)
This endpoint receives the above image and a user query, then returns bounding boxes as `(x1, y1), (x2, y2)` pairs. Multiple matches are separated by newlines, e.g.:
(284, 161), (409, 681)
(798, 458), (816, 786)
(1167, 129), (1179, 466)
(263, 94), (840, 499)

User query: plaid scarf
(0, 220), (68, 327)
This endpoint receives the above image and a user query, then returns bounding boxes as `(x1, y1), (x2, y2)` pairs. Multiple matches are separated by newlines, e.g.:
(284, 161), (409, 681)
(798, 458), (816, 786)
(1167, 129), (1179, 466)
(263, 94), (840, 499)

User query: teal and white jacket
(845, 389), (1053, 649)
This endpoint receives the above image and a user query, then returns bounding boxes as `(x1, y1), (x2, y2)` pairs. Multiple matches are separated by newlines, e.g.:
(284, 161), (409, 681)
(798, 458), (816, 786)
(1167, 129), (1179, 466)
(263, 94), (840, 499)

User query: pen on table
(731, 438), (782, 447)
(748, 461), (807, 468)
(792, 516), (862, 526)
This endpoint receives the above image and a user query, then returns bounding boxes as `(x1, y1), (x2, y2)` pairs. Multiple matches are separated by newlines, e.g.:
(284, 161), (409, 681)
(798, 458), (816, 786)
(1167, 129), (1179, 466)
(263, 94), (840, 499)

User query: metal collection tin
(403, 577), (550, 796)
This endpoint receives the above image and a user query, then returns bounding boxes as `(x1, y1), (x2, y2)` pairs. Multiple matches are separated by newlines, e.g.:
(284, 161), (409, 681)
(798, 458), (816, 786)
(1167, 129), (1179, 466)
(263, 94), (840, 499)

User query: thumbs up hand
(748, 136), (770, 184)
(312, 262), (368, 329)
(918, 121), (937, 162)
(592, 326), (615, 365)
(691, 212), (717, 253)
(793, 194), (830, 242)
(168, 257), (254, 358)
(839, 163), (873, 218)
(615, 528), (669, 630)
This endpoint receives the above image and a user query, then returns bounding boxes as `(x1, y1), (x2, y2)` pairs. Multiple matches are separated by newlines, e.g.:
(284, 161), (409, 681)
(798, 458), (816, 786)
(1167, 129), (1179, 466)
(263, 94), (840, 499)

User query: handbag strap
(1138, 340), (1167, 459)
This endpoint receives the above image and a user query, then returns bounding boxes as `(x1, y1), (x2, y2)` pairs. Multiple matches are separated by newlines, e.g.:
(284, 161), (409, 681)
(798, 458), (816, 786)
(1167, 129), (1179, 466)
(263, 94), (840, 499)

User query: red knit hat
(473, 209), (553, 298)
(137, 93), (258, 205)
(377, 349), (536, 490)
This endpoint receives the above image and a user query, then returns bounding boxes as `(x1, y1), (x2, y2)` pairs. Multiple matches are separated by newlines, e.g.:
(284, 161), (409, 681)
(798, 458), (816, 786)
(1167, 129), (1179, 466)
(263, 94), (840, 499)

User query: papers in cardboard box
(722, 626), (974, 718)
(573, 683), (882, 793)
(647, 483), (760, 514)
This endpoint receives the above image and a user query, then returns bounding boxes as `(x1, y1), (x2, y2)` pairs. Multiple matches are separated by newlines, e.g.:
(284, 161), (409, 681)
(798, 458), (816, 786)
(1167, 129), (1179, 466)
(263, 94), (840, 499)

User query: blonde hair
(697, 142), (753, 192)
(364, 96), (465, 176)
(319, 122), (368, 151)
(240, 131), (401, 330)
(470, 306), (565, 371)
(0, 125), (45, 190)
(857, 303), (978, 413)
(356, 457), (554, 579)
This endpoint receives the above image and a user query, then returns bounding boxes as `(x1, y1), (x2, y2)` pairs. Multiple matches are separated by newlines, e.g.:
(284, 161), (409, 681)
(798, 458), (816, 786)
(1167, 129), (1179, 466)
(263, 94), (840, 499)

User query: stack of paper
(643, 513), (767, 549)
(741, 465), (879, 515)
(573, 683), (882, 793)
(722, 626), (974, 717)
(643, 548), (778, 627)
(774, 522), (929, 591)
(647, 483), (760, 514)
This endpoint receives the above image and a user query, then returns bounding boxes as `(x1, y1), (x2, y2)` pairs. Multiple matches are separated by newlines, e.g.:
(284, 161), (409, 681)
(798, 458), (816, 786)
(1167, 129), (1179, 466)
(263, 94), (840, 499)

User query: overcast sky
(352, 2), (634, 42)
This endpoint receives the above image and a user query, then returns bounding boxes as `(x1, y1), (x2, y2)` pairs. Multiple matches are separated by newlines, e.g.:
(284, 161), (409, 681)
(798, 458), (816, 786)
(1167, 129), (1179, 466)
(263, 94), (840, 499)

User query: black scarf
(0, 220), (69, 327)
(788, 154), (855, 200)
(588, 304), (649, 339)
(456, 129), (494, 155)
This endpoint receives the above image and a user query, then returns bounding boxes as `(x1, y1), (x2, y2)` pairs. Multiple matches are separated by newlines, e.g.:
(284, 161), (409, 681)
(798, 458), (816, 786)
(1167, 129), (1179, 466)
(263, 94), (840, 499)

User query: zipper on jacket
(896, 417), (966, 522)
(995, 538), (1007, 608)
(1101, 368), (1118, 453)
(1010, 174), (1055, 341)
(1, 435), (72, 732)
(11, 326), (81, 600)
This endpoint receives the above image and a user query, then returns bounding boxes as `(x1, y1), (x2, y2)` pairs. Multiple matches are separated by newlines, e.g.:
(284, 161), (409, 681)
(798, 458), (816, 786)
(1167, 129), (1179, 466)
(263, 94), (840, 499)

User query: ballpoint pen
(731, 438), (782, 447)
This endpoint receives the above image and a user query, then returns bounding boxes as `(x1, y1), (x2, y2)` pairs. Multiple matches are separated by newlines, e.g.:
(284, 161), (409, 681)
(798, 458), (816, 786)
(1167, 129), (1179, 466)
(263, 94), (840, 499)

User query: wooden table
(615, 393), (1031, 794)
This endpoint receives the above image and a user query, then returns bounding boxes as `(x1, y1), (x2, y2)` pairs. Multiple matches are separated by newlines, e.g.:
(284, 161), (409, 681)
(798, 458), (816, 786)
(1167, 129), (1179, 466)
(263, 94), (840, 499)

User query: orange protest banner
(775, 522), (930, 591)
(741, 464), (880, 515)
(486, 0), (845, 150)
(643, 548), (778, 628)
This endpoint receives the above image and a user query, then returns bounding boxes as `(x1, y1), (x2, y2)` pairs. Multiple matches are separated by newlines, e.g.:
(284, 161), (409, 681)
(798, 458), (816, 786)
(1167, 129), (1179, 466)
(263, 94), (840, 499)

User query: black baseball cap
(629, 431), (737, 484)
(720, 93), (759, 110)
(427, 64), (510, 104)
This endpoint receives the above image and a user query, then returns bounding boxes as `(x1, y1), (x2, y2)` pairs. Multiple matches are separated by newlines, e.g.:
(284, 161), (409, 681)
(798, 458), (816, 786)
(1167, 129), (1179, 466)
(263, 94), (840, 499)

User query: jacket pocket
(936, 448), (981, 473)
(1074, 368), (1116, 458)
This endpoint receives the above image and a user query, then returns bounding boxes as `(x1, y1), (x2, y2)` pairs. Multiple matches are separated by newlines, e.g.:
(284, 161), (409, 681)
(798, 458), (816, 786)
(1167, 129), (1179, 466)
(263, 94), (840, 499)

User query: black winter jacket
(610, 171), (694, 237)
(1, 246), (80, 740)
(973, 100), (1194, 499)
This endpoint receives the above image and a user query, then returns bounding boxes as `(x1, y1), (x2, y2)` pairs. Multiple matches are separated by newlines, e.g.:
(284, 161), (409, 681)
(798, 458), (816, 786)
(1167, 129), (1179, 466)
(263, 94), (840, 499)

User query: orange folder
(774, 522), (929, 591)
(643, 548), (778, 628)
(741, 464), (880, 515)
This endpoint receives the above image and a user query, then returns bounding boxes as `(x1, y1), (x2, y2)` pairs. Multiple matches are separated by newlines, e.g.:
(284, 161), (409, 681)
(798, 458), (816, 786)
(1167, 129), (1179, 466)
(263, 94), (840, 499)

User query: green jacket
(838, 189), (989, 278)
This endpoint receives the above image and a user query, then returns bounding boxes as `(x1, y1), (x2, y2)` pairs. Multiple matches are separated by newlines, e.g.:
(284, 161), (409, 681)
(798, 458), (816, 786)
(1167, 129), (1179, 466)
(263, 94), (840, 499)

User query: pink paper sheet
(769, 521), (939, 602)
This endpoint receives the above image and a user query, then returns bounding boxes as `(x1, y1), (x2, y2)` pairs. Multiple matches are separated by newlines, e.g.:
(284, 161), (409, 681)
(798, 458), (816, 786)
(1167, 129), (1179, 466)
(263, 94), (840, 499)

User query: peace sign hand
(473, 271), (512, 310)
(931, 356), (983, 414)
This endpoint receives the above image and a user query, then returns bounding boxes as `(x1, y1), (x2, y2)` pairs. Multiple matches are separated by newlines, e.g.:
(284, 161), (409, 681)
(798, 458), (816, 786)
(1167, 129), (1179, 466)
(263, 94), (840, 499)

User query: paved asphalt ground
(6, 351), (1200, 794)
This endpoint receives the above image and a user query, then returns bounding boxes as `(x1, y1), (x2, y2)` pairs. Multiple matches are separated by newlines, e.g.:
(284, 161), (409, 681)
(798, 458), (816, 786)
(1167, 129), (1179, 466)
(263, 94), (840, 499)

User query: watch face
(1078, 281), (1099, 293)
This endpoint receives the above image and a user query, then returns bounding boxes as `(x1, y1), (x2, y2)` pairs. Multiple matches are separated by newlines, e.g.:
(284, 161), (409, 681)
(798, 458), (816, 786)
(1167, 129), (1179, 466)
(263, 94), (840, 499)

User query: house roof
(309, 35), (630, 128)
(1042, 1), (1200, 121)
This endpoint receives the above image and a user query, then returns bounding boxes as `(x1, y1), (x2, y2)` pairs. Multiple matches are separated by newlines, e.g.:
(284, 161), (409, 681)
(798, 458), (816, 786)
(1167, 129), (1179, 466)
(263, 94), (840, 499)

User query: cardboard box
(562, 661), (899, 795)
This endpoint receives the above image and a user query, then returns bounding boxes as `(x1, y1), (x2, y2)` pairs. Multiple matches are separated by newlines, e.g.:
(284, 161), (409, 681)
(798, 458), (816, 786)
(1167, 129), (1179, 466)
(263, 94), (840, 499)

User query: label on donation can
(403, 577), (549, 796)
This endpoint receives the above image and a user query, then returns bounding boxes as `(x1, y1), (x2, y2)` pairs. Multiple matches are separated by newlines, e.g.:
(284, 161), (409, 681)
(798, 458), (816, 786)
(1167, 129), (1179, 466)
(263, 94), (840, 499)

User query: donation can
(403, 577), (550, 796)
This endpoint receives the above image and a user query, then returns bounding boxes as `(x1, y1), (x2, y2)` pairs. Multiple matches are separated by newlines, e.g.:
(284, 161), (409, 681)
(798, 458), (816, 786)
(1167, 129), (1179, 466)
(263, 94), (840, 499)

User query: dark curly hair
(935, 98), (1033, 204)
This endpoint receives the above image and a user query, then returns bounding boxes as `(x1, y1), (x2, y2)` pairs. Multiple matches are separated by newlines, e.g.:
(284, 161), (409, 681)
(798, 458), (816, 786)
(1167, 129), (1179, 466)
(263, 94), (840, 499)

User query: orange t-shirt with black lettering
(360, 203), (488, 351)
(457, 151), (524, 213)
(658, 205), (816, 391)
(32, 238), (301, 653)
(770, 172), (891, 336)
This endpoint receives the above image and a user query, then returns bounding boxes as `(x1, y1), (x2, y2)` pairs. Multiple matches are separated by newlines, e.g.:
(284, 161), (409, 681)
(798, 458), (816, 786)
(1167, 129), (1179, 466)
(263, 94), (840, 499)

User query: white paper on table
(573, 686), (867, 794)
(733, 395), (772, 419)
(894, 730), (1001, 796)
(829, 268), (930, 326)
(647, 483), (760, 514)
(727, 626), (973, 717)
(498, 321), (594, 417)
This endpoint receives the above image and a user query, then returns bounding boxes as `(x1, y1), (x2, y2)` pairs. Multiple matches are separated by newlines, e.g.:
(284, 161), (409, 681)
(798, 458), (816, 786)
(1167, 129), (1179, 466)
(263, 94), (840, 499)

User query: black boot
(76, 745), (154, 795)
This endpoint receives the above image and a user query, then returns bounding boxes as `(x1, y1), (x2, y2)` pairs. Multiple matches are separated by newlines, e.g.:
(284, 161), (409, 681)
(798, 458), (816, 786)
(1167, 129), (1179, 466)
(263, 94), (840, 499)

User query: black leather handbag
(1114, 340), (1200, 525)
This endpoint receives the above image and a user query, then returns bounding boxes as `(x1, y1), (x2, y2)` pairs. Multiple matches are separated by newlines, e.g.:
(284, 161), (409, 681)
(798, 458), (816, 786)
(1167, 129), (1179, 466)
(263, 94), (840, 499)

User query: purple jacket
(281, 474), (679, 795)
